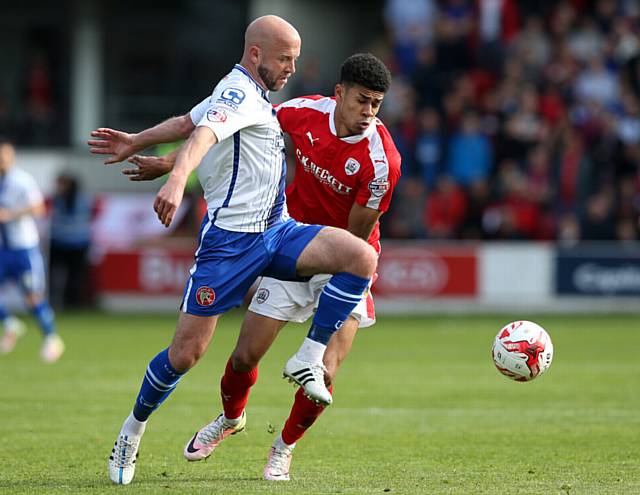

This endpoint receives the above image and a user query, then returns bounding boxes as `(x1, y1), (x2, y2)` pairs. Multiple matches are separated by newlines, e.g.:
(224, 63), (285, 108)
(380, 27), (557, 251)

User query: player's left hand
(123, 155), (172, 181)
(154, 177), (185, 227)
(0, 208), (13, 223)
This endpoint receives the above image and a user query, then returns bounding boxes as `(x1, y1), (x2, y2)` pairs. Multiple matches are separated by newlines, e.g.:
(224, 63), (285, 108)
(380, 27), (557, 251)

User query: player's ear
(249, 45), (261, 65)
(334, 83), (343, 101)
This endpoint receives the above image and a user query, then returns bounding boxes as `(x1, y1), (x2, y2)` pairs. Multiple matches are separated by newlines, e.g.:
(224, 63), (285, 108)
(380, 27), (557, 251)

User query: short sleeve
(18, 172), (43, 207)
(194, 82), (261, 143)
(189, 96), (211, 126)
(355, 132), (402, 213)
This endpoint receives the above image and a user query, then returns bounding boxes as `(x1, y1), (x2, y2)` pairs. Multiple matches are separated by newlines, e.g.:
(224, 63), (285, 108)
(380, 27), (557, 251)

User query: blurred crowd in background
(376, 0), (640, 242)
(4, 0), (640, 245)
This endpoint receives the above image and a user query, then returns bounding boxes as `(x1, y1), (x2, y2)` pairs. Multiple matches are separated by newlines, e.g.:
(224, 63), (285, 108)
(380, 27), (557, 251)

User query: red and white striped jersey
(276, 95), (401, 250)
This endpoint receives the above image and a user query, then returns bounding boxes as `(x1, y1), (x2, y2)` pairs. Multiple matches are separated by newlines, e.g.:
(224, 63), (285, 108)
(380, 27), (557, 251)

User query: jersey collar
(234, 64), (270, 102)
(328, 101), (376, 143)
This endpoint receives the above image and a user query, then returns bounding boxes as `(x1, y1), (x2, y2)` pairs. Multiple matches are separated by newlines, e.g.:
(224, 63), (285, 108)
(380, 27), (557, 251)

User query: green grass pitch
(0, 311), (639, 494)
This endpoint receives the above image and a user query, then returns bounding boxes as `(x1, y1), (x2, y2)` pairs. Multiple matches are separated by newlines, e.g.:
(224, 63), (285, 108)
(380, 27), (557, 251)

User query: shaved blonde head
(240, 15), (301, 92)
(244, 15), (300, 55)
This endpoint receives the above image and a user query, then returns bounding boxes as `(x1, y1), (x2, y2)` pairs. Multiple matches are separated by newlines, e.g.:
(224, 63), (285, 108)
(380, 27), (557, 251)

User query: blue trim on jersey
(211, 131), (241, 225)
(234, 64), (270, 102)
(266, 153), (288, 228)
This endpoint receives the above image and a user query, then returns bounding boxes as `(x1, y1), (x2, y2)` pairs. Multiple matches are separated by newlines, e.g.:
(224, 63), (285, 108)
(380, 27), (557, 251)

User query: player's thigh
(181, 225), (270, 316)
(295, 226), (376, 277)
(324, 316), (359, 382)
(231, 310), (288, 371)
(169, 312), (220, 372)
(248, 276), (317, 323)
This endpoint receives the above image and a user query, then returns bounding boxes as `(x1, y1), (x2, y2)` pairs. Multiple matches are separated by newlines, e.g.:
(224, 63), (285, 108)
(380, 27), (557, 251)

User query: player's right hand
(123, 155), (172, 181)
(87, 128), (137, 164)
(154, 177), (185, 227)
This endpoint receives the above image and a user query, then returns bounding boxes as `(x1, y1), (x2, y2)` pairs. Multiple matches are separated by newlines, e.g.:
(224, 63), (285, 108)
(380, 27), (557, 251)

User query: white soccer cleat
(0, 317), (26, 355)
(263, 437), (295, 481)
(109, 433), (141, 485)
(183, 411), (246, 461)
(40, 334), (65, 363)
(283, 354), (332, 405)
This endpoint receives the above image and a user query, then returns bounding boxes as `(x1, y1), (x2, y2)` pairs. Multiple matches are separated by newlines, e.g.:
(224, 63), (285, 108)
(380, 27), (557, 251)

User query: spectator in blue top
(49, 172), (94, 308)
(446, 111), (493, 186)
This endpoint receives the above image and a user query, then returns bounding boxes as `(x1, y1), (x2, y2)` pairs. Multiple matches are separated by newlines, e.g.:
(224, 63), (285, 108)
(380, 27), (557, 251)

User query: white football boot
(40, 334), (65, 363)
(109, 432), (141, 485)
(263, 435), (295, 481)
(283, 354), (332, 405)
(0, 317), (26, 355)
(184, 411), (246, 461)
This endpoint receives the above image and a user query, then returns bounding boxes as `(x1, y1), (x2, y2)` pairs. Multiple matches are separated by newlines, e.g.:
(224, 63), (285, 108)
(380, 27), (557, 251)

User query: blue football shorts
(0, 247), (46, 295)
(180, 216), (323, 316)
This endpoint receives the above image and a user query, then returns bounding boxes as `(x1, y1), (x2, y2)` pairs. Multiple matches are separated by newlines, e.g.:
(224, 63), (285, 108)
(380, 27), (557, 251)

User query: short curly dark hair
(340, 53), (391, 93)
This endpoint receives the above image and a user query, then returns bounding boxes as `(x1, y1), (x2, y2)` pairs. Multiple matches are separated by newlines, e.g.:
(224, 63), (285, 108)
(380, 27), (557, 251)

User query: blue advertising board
(556, 245), (640, 296)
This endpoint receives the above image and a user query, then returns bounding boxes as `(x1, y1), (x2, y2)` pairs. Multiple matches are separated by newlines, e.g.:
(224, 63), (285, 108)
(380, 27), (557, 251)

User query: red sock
(220, 358), (258, 419)
(281, 385), (333, 445)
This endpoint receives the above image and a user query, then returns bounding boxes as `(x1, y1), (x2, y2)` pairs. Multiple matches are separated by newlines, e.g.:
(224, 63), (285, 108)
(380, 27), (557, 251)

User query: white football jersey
(189, 64), (288, 233)
(0, 167), (43, 250)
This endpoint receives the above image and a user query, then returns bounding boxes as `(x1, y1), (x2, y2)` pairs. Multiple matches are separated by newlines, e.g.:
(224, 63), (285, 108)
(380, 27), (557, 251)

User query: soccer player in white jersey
(0, 136), (64, 362)
(88, 16), (378, 486)
(125, 54), (401, 481)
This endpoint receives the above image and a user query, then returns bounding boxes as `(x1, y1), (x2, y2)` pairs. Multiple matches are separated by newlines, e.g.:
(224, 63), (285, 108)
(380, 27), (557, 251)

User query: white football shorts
(248, 274), (376, 328)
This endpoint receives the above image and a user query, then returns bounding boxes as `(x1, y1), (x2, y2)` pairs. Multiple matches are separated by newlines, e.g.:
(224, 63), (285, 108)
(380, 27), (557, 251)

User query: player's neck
(237, 61), (269, 92)
(333, 113), (356, 139)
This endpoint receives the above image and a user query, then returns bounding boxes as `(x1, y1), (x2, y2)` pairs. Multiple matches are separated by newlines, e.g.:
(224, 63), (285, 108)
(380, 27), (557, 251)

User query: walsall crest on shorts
(196, 286), (216, 306)
(256, 288), (270, 304)
(344, 157), (360, 176)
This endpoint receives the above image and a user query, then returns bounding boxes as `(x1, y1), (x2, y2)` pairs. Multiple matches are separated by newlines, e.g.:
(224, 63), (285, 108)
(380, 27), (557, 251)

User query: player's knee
(170, 343), (205, 372)
(352, 242), (377, 277)
(25, 293), (42, 308)
(230, 348), (259, 372)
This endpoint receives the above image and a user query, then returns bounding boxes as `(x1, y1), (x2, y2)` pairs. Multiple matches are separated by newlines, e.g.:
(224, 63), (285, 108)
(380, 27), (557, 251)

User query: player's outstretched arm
(122, 149), (179, 181)
(154, 126), (217, 227)
(88, 114), (195, 164)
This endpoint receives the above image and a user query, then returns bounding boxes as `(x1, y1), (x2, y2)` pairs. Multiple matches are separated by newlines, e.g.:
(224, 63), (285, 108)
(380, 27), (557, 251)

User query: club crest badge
(256, 288), (270, 304)
(196, 286), (216, 306)
(344, 158), (360, 176)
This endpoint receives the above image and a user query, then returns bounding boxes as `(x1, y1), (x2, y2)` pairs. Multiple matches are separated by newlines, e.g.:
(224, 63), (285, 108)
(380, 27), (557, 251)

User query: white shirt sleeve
(18, 171), (43, 208)
(189, 96), (211, 126)
(194, 81), (262, 143)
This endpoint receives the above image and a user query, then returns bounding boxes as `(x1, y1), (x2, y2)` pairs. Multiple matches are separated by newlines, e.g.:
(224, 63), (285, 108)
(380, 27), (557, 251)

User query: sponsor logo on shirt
(206, 108), (227, 123)
(295, 148), (353, 195)
(196, 286), (216, 306)
(344, 157), (360, 176)
(220, 87), (246, 105)
(368, 178), (389, 198)
(306, 131), (320, 146)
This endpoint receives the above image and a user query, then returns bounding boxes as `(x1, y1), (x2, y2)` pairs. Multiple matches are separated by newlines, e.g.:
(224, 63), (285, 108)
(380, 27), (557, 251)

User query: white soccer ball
(491, 320), (554, 382)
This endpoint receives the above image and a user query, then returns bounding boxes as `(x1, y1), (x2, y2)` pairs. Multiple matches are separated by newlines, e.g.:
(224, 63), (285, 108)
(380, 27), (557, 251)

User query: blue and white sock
(0, 303), (9, 325)
(132, 348), (183, 422)
(31, 302), (55, 337)
(300, 272), (369, 361)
